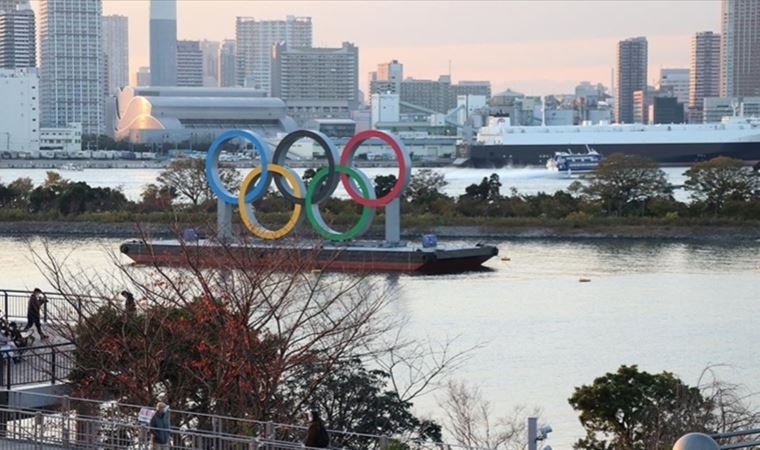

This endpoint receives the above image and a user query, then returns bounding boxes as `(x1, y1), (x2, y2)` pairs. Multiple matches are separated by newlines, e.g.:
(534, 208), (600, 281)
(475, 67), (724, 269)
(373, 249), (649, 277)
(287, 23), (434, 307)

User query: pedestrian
(304, 410), (329, 448)
(22, 288), (48, 340)
(149, 402), (171, 450)
(121, 290), (136, 314)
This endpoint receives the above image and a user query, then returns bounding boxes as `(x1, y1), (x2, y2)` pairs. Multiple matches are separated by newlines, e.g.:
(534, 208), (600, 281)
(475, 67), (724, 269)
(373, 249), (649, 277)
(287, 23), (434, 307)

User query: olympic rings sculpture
(205, 129), (412, 241)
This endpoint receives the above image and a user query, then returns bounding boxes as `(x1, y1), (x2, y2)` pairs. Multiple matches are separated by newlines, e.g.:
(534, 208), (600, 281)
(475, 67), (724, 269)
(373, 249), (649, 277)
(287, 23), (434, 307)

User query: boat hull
(119, 239), (498, 274)
(468, 142), (760, 167)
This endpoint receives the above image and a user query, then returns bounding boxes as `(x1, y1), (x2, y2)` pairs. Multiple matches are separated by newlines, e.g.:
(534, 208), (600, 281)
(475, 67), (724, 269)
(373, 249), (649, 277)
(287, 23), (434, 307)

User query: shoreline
(2, 220), (759, 242)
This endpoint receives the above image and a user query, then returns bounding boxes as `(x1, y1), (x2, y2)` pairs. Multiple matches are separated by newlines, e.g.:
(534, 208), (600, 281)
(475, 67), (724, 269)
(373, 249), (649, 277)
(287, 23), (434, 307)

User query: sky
(34, 0), (721, 95)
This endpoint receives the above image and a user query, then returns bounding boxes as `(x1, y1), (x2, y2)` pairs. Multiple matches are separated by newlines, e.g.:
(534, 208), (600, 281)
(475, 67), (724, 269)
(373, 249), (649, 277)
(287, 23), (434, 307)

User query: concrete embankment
(2, 220), (760, 242)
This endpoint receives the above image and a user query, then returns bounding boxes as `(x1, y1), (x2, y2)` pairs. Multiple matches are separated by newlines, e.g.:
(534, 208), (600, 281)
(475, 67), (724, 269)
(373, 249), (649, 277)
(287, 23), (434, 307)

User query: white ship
(468, 116), (760, 167)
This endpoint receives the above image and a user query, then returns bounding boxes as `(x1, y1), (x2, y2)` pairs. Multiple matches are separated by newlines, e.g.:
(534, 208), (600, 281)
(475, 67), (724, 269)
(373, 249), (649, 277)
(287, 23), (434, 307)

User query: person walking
(304, 410), (329, 448)
(22, 288), (48, 340)
(121, 290), (136, 314)
(149, 402), (171, 450)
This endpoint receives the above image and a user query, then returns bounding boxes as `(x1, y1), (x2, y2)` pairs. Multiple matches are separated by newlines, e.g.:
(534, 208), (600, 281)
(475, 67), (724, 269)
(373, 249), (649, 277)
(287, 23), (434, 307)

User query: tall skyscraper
(0, 0), (35, 69)
(235, 15), (311, 92)
(271, 42), (359, 109)
(176, 40), (203, 87)
(200, 40), (219, 87)
(40, 0), (104, 134)
(102, 15), (128, 96)
(690, 31), (721, 123)
(149, 0), (176, 86)
(615, 36), (648, 124)
(720, 0), (760, 97)
(219, 39), (236, 87)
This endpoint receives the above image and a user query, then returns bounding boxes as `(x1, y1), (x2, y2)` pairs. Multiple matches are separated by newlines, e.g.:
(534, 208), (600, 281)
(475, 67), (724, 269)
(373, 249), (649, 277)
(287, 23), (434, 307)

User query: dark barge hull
(467, 142), (760, 167)
(119, 239), (498, 274)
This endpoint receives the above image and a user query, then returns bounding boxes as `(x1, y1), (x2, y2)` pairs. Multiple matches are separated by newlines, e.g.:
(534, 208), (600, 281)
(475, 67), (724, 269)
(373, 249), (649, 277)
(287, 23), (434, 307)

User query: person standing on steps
(23, 288), (48, 340)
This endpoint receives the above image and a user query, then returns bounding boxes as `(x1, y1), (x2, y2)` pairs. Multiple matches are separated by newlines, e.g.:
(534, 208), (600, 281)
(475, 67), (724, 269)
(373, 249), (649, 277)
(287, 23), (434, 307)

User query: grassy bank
(1, 208), (760, 240)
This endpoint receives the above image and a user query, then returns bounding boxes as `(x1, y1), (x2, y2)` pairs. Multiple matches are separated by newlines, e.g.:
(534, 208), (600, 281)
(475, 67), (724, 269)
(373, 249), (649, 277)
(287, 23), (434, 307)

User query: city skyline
(30, 0), (721, 95)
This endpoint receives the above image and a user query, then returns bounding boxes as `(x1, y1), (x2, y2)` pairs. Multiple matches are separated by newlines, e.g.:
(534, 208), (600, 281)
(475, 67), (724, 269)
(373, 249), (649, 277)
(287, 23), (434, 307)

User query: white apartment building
(39, 0), (104, 135)
(0, 67), (38, 153)
(177, 40), (203, 87)
(102, 15), (128, 96)
(235, 15), (311, 93)
(218, 39), (236, 87)
(200, 40), (219, 87)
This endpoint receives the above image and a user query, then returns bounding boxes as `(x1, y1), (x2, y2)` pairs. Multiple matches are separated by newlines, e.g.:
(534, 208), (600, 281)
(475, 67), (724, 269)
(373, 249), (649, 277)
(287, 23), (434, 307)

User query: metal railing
(711, 428), (760, 449)
(0, 404), (325, 450)
(1, 288), (107, 324)
(0, 343), (74, 390)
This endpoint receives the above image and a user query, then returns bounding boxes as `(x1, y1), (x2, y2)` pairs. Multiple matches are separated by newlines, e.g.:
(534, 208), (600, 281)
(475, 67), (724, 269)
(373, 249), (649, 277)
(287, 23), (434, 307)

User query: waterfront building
(177, 40), (203, 87)
(658, 68), (689, 107)
(136, 66), (150, 86)
(271, 41), (359, 110)
(721, 0), (760, 97)
(740, 97), (760, 117)
(200, 40), (219, 87)
(633, 88), (655, 124)
(690, 31), (721, 123)
(235, 15), (311, 92)
(102, 15), (128, 96)
(149, 0), (176, 86)
(218, 39), (236, 87)
(0, 0), (35, 69)
(111, 86), (295, 144)
(39, 122), (81, 154)
(651, 96), (685, 124)
(0, 67), (38, 154)
(371, 93), (401, 128)
(703, 96), (739, 122)
(615, 37), (648, 124)
(40, 0), (104, 135)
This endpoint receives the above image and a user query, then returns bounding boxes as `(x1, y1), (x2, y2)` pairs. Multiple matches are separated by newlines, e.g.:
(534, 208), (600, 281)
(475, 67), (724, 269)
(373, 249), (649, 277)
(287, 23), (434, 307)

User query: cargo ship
(119, 238), (499, 274)
(466, 116), (760, 167)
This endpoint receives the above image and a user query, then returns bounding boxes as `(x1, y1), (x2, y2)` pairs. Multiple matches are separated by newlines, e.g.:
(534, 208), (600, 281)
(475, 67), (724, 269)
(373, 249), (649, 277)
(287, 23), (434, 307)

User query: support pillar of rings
(217, 198), (234, 242)
(384, 198), (401, 245)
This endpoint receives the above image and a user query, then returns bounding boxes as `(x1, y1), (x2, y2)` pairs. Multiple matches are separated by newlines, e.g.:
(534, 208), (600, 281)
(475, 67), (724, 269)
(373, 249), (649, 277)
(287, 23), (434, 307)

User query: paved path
(0, 438), (62, 449)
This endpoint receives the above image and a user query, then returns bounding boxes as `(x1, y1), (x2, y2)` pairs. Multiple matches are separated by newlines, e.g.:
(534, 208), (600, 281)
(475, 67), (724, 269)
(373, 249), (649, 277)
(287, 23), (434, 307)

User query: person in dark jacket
(149, 402), (171, 449)
(304, 410), (329, 448)
(22, 288), (48, 339)
(121, 290), (136, 313)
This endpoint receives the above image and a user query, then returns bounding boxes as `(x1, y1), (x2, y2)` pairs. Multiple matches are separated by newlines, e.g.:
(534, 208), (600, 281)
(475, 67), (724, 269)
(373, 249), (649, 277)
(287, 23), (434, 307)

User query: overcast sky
(35, 0), (722, 95)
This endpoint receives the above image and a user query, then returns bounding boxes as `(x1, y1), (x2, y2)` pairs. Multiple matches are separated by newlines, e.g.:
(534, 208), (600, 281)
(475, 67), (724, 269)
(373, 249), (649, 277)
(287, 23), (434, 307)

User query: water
(1, 236), (758, 447)
(0, 166), (692, 202)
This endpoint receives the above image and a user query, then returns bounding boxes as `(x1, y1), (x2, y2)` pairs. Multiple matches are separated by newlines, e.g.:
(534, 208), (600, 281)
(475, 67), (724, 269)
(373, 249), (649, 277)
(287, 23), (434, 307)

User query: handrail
(711, 428), (760, 439)
(0, 342), (74, 389)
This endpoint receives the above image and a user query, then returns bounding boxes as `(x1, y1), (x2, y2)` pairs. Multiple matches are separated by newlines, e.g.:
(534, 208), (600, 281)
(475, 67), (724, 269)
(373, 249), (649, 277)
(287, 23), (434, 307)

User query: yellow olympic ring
(238, 164), (303, 240)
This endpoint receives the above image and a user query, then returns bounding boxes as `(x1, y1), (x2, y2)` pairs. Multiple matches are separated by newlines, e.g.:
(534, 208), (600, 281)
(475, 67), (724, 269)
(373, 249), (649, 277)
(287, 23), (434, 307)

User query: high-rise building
(377, 60), (403, 84)
(0, 0), (35, 69)
(136, 66), (150, 86)
(658, 68), (689, 106)
(40, 0), (104, 134)
(235, 15), (311, 92)
(271, 41), (359, 109)
(101, 15), (128, 96)
(176, 40), (203, 87)
(721, 0), (760, 97)
(0, 67), (39, 153)
(615, 37), (647, 124)
(149, 0), (176, 86)
(689, 31), (721, 123)
(218, 39), (236, 87)
(200, 40), (219, 87)
(0, 0), (18, 13)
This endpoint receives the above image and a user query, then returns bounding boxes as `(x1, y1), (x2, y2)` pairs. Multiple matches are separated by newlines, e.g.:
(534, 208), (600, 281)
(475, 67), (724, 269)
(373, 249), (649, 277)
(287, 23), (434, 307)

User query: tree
(583, 154), (672, 216)
(568, 365), (712, 450)
(157, 158), (240, 207)
(374, 174), (397, 198)
(285, 358), (441, 448)
(439, 380), (541, 450)
(684, 156), (759, 213)
(33, 235), (465, 441)
(137, 183), (176, 212)
(463, 174), (502, 203)
(406, 169), (448, 204)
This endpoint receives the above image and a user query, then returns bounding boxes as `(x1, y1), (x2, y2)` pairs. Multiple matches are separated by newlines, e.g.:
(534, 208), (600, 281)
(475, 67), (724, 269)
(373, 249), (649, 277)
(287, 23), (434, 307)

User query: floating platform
(119, 239), (498, 274)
